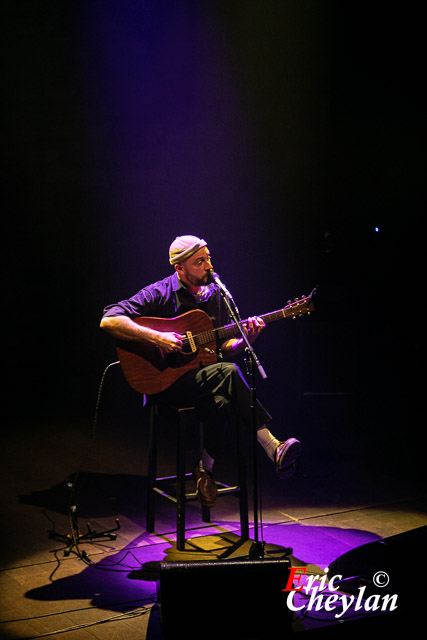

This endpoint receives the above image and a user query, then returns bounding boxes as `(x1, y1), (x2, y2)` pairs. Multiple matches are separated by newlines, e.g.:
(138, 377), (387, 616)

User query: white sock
(200, 449), (215, 473)
(257, 427), (281, 461)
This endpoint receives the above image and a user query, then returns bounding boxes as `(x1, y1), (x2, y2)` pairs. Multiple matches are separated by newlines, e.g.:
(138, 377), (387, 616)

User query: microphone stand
(213, 274), (267, 560)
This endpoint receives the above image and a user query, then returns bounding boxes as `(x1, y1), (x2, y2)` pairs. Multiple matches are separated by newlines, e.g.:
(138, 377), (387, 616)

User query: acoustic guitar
(116, 292), (315, 395)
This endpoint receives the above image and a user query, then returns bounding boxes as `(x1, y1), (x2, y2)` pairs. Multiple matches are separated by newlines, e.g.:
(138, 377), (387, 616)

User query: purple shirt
(102, 272), (231, 329)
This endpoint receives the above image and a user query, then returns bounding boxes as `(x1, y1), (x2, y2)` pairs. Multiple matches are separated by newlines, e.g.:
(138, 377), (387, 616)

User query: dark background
(4, 1), (424, 477)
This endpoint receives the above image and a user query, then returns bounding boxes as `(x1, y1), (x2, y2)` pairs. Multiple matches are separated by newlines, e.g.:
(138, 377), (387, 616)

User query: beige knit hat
(169, 235), (207, 265)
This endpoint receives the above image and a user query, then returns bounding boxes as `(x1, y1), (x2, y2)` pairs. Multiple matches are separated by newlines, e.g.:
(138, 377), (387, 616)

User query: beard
(187, 270), (212, 287)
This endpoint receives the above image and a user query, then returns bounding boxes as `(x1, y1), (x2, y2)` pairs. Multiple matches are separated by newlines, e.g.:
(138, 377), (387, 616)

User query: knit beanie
(169, 235), (207, 265)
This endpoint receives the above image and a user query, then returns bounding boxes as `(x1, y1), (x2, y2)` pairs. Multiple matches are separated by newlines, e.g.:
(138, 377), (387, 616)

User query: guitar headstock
(283, 287), (316, 319)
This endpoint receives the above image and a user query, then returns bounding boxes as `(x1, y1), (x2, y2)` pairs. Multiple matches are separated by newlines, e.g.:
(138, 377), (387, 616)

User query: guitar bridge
(185, 331), (197, 353)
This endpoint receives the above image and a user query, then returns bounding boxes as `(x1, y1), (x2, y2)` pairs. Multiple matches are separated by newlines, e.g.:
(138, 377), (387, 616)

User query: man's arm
(100, 315), (184, 353)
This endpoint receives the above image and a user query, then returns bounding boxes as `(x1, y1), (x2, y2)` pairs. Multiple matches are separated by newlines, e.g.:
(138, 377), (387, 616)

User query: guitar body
(116, 309), (218, 395)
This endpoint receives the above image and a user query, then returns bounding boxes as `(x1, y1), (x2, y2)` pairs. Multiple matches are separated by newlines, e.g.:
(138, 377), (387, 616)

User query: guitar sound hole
(168, 345), (198, 369)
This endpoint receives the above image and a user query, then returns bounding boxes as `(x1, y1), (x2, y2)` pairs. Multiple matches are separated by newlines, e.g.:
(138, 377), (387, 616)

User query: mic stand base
(249, 540), (265, 560)
(49, 520), (121, 558)
(48, 482), (121, 558)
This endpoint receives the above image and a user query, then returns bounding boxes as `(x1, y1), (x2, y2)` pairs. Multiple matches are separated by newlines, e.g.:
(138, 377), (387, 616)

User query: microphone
(210, 270), (233, 298)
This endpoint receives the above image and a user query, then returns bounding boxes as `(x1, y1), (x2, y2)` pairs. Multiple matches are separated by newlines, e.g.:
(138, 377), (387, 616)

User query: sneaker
(192, 464), (218, 507)
(275, 438), (302, 479)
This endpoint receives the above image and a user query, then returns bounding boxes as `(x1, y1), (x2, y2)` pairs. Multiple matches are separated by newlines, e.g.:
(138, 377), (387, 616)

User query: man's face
(177, 246), (213, 288)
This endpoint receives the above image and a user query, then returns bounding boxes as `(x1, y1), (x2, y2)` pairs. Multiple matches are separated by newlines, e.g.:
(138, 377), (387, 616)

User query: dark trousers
(152, 362), (272, 459)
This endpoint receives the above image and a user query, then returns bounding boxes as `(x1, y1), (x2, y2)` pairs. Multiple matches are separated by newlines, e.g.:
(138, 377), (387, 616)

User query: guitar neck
(197, 297), (313, 346)
(215, 309), (286, 344)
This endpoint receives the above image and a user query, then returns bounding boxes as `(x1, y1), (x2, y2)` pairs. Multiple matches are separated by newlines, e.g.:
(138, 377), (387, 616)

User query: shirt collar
(171, 271), (182, 292)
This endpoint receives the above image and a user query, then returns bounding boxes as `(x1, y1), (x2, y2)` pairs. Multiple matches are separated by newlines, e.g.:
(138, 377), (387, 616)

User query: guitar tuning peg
(294, 297), (299, 301)
(287, 299), (291, 304)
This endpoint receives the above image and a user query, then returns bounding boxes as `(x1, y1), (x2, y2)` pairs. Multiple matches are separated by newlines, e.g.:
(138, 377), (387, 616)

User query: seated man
(100, 235), (301, 507)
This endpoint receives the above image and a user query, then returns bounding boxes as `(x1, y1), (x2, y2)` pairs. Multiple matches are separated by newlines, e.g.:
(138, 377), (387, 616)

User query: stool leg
(146, 405), (157, 533)
(176, 409), (186, 551)
(199, 422), (211, 523)
(237, 419), (249, 540)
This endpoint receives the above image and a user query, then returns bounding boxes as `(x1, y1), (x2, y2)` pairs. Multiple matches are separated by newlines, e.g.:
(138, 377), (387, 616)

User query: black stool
(146, 404), (249, 551)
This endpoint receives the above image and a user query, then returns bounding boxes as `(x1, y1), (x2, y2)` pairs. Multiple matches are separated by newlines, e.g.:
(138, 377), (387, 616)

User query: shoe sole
(277, 438), (302, 479)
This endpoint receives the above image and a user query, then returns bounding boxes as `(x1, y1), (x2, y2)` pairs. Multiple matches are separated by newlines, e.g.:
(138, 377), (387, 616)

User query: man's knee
(220, 361), (249, 387)
(219, 362), (240, 377)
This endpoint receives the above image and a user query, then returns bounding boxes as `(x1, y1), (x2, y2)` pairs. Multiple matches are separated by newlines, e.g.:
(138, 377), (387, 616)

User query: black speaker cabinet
(327, 525), (427, 606)
(157, 557), (293, 638)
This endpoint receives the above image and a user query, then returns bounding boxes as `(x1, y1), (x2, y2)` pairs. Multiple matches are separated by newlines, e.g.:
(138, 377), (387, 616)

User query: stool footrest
(152, 478), (241, 504)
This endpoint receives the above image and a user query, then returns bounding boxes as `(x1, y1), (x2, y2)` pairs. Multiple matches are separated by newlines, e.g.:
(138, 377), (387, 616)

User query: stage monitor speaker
(327, 525), (427, 606)
(157, 557), (293, 638)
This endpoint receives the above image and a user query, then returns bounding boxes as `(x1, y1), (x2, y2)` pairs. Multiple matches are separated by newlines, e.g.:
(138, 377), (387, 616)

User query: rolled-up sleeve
(102, 290), (153, 318)
(101, 276), (174, 320)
